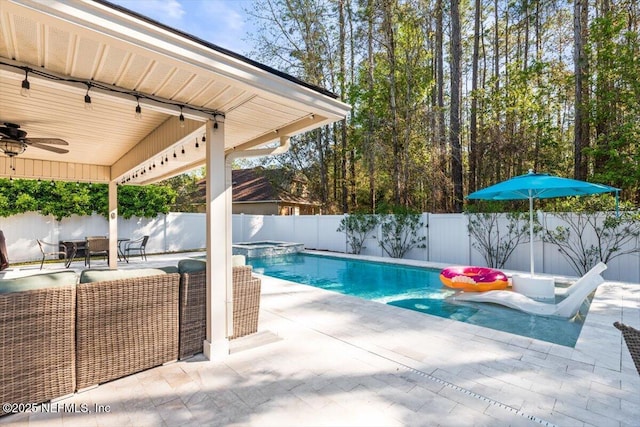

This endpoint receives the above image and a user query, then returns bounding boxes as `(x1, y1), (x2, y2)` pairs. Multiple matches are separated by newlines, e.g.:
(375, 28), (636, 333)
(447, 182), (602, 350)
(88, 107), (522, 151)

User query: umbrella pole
(529, 194), (534, 276)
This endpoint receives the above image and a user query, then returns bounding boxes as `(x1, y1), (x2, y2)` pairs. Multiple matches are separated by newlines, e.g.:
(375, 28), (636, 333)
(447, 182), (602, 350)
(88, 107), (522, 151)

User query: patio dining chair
(85, 236), (109, 268)
(37, 239), (71, 269)
(124, 235), (149, 262)
(614, 322), (640, 375)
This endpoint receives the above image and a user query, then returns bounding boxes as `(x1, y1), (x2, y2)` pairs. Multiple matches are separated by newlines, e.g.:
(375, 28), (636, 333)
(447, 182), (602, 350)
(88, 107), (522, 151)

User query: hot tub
(232, 240), (304, 258)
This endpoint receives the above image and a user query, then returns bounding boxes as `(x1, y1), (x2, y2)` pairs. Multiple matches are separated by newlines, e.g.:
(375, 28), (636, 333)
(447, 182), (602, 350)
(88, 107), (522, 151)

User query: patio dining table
(61, 239), (85, 264)
(117, 238), (130, 262)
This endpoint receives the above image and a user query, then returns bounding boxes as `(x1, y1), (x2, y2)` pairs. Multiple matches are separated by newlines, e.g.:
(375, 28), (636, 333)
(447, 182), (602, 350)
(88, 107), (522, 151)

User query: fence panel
(427, 214), (470, 265)
(317, 215), (347, 253)
(1, 211), (639, 282)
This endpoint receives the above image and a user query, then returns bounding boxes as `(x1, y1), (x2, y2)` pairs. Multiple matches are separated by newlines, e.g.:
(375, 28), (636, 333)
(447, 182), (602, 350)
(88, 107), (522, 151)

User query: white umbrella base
(511, 274), (555, 302)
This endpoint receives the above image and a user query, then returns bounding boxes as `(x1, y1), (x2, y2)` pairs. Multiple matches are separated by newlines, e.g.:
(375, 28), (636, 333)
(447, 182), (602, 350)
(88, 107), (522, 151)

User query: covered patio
(0, 0), (349, 357)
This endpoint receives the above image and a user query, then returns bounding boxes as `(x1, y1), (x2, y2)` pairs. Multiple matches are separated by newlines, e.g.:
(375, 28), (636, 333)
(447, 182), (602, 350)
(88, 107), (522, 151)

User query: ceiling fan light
(0, 140), (26, 157)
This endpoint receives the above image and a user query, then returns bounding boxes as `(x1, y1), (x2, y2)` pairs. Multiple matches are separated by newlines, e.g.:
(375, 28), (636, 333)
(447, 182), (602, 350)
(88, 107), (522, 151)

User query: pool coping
(301, 250), (640, 371)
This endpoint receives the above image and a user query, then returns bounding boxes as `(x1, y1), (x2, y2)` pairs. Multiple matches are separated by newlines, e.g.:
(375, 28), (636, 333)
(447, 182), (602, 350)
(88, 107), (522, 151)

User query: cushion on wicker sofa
(0, 270), (78, 293)
(79, 266), (178, 283)
(178, 258), (206, 274)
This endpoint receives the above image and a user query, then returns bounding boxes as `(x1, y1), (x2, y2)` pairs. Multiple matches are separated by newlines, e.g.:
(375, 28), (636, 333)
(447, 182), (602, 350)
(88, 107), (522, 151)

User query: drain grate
(398, 363), (557, 427)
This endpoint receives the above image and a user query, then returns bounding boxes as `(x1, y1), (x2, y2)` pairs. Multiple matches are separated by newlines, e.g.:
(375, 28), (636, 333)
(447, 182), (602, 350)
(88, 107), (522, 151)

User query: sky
(111, 0), (258, 55)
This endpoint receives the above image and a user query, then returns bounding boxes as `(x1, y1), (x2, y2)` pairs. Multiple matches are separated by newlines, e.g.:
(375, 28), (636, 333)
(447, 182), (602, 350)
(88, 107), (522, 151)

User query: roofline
(94, 0), (339, 100)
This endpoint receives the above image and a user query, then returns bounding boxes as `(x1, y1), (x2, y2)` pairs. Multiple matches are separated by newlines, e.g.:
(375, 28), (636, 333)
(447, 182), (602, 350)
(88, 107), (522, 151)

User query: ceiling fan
(0, 122), (70, 158)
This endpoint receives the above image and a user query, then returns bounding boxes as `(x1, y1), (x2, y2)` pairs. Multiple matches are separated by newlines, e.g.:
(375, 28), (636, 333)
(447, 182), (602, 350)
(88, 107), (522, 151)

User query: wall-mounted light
(20, 69), (30, 97)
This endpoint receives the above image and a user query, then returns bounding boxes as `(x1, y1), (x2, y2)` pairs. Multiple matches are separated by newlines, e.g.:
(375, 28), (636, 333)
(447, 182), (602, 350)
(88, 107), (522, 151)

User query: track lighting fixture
(179, 106), (185, 128)
(84, 83), (93, 110)
(135, 96), (142, 120)
(20, 69), (30, 97)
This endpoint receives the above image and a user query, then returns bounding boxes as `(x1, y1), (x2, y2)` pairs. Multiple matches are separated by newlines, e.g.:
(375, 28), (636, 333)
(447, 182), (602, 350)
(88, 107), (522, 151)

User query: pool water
(247, 253), (589, 347)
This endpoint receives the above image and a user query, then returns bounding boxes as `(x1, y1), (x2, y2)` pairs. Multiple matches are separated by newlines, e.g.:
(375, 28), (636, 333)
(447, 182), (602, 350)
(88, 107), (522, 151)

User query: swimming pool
(247, 253), (590, 347)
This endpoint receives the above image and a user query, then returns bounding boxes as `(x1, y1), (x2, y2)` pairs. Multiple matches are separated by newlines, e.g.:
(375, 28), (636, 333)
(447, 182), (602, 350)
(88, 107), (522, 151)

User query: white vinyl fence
(2, 212), (639, 283)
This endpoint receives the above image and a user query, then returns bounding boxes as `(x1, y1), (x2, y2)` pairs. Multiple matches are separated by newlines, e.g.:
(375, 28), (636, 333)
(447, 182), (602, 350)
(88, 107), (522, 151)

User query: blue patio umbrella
(467, 170), (619, 276)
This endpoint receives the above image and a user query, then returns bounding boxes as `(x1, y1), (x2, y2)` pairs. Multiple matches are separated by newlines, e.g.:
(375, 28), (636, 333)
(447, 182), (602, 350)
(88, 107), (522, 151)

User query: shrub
(337, 213), (378, 254)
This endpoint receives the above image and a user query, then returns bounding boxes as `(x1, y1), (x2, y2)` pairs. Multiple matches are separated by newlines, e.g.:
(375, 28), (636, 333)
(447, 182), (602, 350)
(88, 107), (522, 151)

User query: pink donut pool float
(439, 266), (508, 292)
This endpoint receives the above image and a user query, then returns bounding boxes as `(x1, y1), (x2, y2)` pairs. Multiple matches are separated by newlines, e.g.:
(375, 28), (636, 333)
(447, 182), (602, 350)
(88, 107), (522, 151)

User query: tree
(449, 0), (463, 212)
(573, 0), (590, 180)
(337, 212), (378, 254)
(467, 211), (533, 269)
(377, 208), (426, 258)
(543, 196), (640, 275)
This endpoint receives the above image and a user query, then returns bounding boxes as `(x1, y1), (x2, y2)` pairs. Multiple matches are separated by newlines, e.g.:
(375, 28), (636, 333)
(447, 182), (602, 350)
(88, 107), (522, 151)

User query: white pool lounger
(452, 262), (607, 318)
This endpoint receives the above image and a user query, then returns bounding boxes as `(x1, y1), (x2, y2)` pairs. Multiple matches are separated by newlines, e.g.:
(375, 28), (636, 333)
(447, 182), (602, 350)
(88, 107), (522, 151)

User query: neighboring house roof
(197, 168), (320, 206)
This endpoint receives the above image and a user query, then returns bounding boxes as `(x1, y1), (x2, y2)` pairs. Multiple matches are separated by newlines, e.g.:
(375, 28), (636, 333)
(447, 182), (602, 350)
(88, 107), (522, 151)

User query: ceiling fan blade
(29, 142), (70, 154)
(25, 137), (69, 146)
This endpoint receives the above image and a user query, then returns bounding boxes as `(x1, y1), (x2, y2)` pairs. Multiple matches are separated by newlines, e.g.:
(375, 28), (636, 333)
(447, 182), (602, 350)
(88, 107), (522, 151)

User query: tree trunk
(574, 0), (590, 180)
(470, 0), (481, 194)
(450, 0), (463, 212)
(382, 0), (401, 206)
(367, 0), (376, 212)
(435, 0), (447, 211)
(339, 0), (348, 213)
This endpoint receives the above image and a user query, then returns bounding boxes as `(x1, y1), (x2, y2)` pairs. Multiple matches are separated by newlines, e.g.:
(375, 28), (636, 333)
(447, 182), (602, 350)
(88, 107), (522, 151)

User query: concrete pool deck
(2, 251), (639, 426)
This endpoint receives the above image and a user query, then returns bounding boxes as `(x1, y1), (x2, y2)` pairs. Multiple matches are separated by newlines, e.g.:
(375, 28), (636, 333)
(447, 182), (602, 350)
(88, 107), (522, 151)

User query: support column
(203, 118), (231, 359)
(108, 181), (118, 269)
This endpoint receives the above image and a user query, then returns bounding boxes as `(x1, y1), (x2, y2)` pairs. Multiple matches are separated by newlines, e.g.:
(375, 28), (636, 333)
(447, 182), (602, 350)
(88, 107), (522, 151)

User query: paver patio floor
(2, 252), (638, 426)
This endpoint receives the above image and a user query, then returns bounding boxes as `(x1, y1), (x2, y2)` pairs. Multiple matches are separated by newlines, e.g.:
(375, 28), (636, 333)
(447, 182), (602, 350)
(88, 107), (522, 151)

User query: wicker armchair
(75, 271), (180, 389)
(1, 271), (77, 416)
(614, 321), (640, 375)
(178, 260), (261, 359)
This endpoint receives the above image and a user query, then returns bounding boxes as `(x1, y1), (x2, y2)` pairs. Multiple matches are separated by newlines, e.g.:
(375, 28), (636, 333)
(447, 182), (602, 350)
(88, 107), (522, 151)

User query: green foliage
(337, 212), (378, 254)
(543, 193), (627, 213)
(117, 185), (176, 219)
(0, 178), (176, 221)
(162, 168), (205, 212)
(376, 207), (426, 258)
(466, 211), (536, 269)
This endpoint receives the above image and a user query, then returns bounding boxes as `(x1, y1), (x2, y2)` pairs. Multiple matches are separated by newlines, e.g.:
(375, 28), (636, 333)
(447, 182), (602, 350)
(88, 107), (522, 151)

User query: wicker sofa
(75, 268), (180, 389)
(178, 258), (262, 359)
(0, 271), (78, 416)
(1, 259), (261, 414)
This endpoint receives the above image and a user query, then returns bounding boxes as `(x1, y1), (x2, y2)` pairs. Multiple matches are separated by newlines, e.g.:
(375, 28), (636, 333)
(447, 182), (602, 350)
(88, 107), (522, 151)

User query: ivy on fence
(0, 178), (176, 221)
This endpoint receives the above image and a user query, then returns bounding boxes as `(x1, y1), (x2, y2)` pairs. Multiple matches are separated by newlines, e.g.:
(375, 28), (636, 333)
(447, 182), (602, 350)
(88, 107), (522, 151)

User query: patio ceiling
(0, 0), (350, 184)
